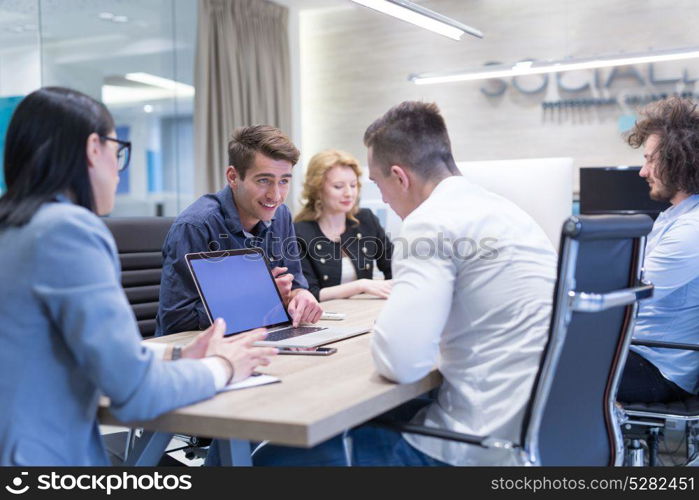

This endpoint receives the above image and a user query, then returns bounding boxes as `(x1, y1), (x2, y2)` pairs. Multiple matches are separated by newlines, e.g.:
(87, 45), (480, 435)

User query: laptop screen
(187, 250), (290, 335)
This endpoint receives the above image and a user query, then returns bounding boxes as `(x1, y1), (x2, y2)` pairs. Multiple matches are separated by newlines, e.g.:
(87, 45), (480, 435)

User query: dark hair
(227, 125), (300, 179)
(0, 86), (114, 228)
(363, 101), (459, 179)
(626, 96), (699, 195)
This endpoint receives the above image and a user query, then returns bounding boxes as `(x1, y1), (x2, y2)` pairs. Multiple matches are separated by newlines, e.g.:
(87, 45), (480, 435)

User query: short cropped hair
(363, 101), (459, 179)
(227, 125), (300, 179)
(626, 96), (699, 195)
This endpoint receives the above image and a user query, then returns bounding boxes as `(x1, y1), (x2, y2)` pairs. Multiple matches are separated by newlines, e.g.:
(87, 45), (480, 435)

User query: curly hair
(294, 149), (363, 224)
(626, 96), (699, 195)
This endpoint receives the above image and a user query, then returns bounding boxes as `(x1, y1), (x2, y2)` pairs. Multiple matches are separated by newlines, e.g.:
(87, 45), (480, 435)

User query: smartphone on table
(277, 346), (337, 356)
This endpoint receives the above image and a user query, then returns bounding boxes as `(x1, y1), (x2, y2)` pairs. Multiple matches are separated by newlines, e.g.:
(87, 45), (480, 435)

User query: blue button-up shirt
(631, 194), (699, 394)
(156, 187), (308, 336)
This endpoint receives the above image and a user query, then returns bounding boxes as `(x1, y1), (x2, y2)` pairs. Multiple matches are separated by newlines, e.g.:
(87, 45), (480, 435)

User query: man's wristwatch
(171, 345), (183, 361)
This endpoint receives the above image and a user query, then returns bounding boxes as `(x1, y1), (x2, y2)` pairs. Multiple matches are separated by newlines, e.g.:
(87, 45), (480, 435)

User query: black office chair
(103, 216), (174, 338)
(621, 340), (699, 466)
(101, 216), (174, 464)
(370, 214), (654, 465)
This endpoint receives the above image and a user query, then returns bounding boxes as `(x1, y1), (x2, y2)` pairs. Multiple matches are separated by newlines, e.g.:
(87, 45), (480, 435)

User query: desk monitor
(579, 166), (670, 219)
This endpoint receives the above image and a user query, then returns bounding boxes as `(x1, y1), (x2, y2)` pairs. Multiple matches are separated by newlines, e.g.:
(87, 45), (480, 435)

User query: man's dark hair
(228, 125), (300, 179)
(363, 101), (459, 179)
(627, 96), (699, 195)
(0, 86), (114, 228)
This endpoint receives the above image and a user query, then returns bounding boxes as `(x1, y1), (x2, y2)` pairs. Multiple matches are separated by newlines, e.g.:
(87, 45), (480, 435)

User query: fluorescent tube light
(351, 0), (482, 41)
(102, 85), (180, 105)
(411, 46), (699, 85)
(124, 72), (195, 95)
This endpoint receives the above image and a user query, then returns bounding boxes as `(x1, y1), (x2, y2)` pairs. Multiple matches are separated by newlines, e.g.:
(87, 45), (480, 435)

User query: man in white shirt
(617, 97), (699, 403)
(254, 101), (557, 467)
(359, 101), (557, 466)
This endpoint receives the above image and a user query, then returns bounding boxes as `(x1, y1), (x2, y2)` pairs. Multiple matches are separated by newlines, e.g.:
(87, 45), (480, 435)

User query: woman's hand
(182, 319), (278, 382)
(204, 319), (278, 382)
(357, 279), (392, 299)
(181, 321), (220, 359)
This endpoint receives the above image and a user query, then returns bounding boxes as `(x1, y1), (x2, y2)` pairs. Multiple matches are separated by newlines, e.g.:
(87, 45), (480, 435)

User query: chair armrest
(569, 283), (654, 313)
(632, 339), (699, 351)
(369, 418), (517, 450)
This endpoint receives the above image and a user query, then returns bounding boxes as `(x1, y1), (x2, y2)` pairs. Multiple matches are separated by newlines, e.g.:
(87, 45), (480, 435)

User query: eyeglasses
(100, 136), (132, 172)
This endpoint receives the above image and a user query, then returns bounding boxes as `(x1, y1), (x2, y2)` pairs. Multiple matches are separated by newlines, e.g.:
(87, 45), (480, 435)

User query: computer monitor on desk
(579, 166), (670, 220)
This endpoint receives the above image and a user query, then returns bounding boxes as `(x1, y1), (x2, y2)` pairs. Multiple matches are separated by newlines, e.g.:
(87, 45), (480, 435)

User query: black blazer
(294, 208), (393, 300)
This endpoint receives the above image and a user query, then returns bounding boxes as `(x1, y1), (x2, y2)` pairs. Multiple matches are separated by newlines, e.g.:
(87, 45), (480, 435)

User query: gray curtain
(194, 0), (291, 194)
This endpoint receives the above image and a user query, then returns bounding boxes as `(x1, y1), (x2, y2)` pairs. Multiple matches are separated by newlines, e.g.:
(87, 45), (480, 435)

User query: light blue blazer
(0, 200), (216, 465)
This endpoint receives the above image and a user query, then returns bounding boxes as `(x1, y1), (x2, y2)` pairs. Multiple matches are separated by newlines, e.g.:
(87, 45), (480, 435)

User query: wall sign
(480, 62), (698, 98)
(479, 61), (699, 121)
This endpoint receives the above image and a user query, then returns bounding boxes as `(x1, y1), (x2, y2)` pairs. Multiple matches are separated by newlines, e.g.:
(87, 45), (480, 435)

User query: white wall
(298, 0), (699, 194)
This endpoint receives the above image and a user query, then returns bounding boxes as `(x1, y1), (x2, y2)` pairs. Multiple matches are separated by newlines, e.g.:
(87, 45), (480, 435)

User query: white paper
(221, 374), (280, 392)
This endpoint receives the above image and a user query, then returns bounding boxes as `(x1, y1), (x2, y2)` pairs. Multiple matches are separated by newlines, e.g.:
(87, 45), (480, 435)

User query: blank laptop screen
(189, 252), (289, 335)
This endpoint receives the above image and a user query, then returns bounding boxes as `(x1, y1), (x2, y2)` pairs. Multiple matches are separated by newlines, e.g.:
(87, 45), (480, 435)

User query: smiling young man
(617, 97), (699, 403)
(156, 125), (322, 336)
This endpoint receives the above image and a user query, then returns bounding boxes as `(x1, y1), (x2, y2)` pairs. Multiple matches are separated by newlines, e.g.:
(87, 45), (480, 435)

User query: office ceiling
(0, 0), (360, 52)
(0, 0), (349, 61)
(0, 0), (352, 111)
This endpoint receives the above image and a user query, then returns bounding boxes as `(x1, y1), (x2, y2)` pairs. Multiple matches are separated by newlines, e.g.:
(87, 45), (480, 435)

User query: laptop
(185, 248), (370, 347)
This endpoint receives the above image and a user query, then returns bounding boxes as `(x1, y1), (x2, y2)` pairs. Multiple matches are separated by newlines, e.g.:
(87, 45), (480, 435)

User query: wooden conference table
(98, 295), (442, 465)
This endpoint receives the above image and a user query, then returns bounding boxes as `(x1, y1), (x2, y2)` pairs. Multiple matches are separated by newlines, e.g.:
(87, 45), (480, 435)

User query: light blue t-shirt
(631, 194), (699, 394)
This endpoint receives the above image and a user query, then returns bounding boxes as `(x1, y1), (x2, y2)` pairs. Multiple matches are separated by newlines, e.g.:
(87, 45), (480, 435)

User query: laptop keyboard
(265, 326), (327, 342)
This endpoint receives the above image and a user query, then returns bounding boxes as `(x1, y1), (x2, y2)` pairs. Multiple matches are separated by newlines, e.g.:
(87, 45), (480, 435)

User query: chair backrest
(520, 214), (653, 466)
(456, 158), (574, 248)
(103, 217), (174, 338)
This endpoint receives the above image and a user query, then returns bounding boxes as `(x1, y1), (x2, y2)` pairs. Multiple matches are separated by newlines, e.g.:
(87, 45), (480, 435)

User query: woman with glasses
(0, 87), (277, 465)
(102, 136), (131, 173)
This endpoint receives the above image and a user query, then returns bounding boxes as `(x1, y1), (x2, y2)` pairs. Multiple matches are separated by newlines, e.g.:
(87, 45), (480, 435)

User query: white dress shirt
(371, 175), (557, 465)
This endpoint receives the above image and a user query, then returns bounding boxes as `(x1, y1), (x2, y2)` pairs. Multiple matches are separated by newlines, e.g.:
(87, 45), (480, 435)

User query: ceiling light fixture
(98, 12), (114, 20)
(124, 73), (195, 95)
(102, 86), (186, 105)
(350, 0), (482, 41)
(410, 46), (699, 85)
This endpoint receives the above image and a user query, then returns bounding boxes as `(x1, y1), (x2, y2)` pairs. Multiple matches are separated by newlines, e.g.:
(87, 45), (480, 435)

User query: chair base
(622, 419), (699, 466)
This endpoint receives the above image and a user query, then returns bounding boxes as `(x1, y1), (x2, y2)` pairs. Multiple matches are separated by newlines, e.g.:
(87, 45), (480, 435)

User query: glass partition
(0, 0), (41, 192)
(0, 0), (196, 216)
